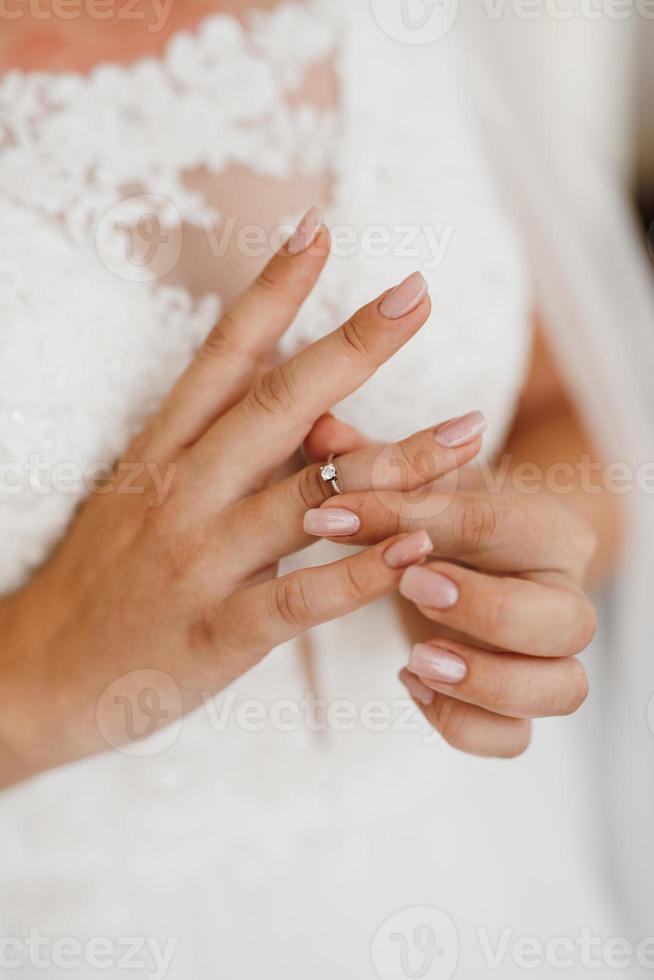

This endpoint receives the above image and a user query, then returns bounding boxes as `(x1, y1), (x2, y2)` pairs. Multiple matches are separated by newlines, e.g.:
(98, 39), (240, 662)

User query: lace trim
(0, 1), (339, 246)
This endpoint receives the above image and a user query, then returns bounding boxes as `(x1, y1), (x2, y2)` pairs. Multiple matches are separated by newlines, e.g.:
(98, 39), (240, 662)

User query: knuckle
(575, 521), (598, 570)
(568, 596), (598, 654)
(270, 575), (310, 627)
(187, 604), (221, 651)
(558, 660), (590, 715)
(146, 497), (204, 579)
(160, 530), (202, 581)
(498, 721), (532, 759)
(254, 262), (282, 296)
(431, 695), (469, 750)
(341, 558), (374, 605)
(483, 665), (512, 713)
(359, 496), (402, 539)
(554, 506), (597, 582)
(296, 465), (330, 510)
(394, 436), (433, 487)
(339, 312), (372, 361)
(168, 534), (198, 579)
(458, 497), (499, 554)
(478, 580), (512, 641)
(201, 312), (243, 361)
(251, 364), (296, 417)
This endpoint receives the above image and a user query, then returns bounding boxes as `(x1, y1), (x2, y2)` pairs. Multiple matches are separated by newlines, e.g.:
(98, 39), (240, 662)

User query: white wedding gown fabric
(461, 8), (654, 936)
(0, 3), (648, 977)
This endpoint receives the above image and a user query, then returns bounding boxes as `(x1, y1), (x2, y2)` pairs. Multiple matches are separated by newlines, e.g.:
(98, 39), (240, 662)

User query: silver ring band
(319, 453), (342, 495)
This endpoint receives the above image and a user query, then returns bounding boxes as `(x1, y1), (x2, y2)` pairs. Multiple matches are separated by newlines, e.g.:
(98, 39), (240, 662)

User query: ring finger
(217, 418), (484, 583)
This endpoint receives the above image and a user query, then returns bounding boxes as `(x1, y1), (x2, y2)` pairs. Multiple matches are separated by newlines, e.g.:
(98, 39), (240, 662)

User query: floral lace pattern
(0, 1), (340, 593)
(0, 2), (531, 605)
(0, 1), (338, 243)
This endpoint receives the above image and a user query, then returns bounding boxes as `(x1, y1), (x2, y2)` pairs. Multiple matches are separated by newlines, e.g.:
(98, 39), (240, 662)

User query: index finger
(147, 207), (330, 457)
(191, 271), (430, 496)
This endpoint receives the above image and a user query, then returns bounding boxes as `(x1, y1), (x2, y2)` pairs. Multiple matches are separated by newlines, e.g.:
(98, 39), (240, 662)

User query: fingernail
(434, 411), (487, 448)
(379, 271), (428, 320)
(286, 206), (323, 255)
(399, 566), (459, 609)
(409, 644), (467, 684)
(383, 530), (433, 569)
(399, 669), (434, 706)
(304, 507), (360, 536)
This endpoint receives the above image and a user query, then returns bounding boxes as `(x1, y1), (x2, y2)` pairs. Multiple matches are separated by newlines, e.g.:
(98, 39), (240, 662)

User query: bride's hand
(0, 214), (486, 784)
(303, 426), (597, 759)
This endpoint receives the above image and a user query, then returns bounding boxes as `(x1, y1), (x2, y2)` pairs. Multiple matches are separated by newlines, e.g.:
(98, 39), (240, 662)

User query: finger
(212, 531), (434, 674)
(397, 562), (597, 657)
(315, 487), (585, 576)
(304, 415), (485, 518)
(399, 676), (532, 759)
(148, 207), (329, 456)
(303, 414), (370, 463)
(220, 421), (482, 582)
(403, 641), (589, 719)
(190, 271), (431, 497)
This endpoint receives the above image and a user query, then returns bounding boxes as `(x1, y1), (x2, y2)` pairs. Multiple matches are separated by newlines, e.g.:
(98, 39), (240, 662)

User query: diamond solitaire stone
(320, 463), (337, 482)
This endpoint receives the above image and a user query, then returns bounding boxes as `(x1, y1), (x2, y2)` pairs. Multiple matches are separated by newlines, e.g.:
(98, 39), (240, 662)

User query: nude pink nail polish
(383, 530), (433, 569)
(399, 566), (459, 609)
(434, 411), (487, 448)
(399, 669), (435, 706)
(303, 508), (360, 536)
(286, 206), (323, 255)
(379, 272), (428, 320)
(409, 644), (467, 684)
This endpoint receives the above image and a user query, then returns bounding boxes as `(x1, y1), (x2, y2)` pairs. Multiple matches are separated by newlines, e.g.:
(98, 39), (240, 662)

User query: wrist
(0, 581), (69, 787)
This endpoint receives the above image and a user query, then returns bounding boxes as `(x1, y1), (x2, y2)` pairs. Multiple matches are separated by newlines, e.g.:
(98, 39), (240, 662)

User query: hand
(0, 211), (484, 785)
(303, 424), (597, 759)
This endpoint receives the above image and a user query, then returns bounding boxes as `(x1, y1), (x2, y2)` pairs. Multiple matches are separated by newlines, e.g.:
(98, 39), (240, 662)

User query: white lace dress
(0, 3), (629, 978)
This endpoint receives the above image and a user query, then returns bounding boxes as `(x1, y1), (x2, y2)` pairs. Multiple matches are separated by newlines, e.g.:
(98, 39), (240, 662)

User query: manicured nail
(399, 566), (459, 609)
(399, 669), (434, 706)
(304, 508), (360, 536)
(383, 530), (433, 569)
(434, 411), (487, 448)
(286, 206), (323, 255)
(409, 644), (467, 684)
(379, 271), (428, 320)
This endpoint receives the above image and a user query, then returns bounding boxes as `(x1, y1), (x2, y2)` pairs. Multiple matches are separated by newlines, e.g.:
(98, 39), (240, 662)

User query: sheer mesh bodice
(0, 0), (529, 594)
